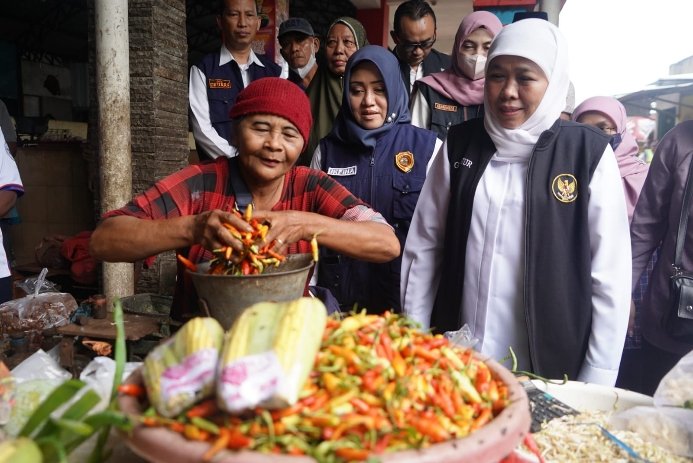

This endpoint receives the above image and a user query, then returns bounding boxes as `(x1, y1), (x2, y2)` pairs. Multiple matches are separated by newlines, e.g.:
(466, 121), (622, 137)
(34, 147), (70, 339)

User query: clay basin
(118, 355), (530, 463)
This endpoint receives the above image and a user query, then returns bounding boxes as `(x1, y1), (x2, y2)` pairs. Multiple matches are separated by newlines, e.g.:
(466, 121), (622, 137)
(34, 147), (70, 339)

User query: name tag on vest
(208, 79), (231, 89)
(434, 102), (457, 112)
(327, 166), (357, 176)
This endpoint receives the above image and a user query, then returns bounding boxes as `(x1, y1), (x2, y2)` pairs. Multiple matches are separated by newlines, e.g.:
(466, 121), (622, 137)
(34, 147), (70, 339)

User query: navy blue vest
(435, 118), (609, 380)
(319, 124), (437, 313)
(196, 50), (281, 143)
(415, 81), (483, 140)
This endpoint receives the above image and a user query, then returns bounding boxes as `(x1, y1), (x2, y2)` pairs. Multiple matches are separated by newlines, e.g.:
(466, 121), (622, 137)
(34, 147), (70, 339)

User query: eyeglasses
(399, 37), (436, 52)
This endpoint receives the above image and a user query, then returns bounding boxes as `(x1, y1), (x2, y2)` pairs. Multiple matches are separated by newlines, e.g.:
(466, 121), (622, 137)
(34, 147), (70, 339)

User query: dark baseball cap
(278, 18), (314, 38)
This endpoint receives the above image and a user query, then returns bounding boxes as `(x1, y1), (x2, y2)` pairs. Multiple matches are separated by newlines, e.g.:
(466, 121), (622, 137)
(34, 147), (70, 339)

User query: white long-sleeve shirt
(189, 47), (269, 160)
(401, 139), (631, 386)
(409, 90), (432, 131)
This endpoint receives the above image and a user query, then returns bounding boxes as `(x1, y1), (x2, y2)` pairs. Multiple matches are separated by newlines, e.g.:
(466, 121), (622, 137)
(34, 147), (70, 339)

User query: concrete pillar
(95, 0), (135, 300)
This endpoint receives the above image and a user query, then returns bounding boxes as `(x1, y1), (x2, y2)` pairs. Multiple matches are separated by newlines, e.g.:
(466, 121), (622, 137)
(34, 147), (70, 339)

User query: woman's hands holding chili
(192, 209), (253, 256)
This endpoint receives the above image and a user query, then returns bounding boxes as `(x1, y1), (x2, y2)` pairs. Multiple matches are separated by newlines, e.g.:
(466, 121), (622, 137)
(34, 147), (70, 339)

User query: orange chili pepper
(471, 407), (492, 431)
(350, 397), (371, 414)
(244, 203), (253, 221)
(413, 417), (450, 443)
(222, 222), (243, 239)
(241, 259), (251, 275)
(176, 254), (198, 272)
(226, 429), (253, 449)
(311, 234), (319, 262)
(413, 345), (440, 363)
(335, 447), (369, 461)
(117, 383), (145, 397)
(224, 246), (233, 260)
(185, 399), (219, 419)
(203, 429), (230, 462)
(328, 345), (361, 367)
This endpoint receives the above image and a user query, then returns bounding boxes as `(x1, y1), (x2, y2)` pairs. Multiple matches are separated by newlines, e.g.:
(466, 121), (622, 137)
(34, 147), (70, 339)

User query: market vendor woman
(90, 77), (400, 320)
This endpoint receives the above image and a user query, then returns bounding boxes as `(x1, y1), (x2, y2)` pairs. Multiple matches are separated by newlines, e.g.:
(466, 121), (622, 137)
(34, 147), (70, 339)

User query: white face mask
(460, 54), (487, 80)
(292, 48), (317, 79)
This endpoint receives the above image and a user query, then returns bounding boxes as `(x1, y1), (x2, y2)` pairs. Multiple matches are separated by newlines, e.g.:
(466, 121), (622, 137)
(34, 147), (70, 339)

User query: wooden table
(57, 313), (163, 376)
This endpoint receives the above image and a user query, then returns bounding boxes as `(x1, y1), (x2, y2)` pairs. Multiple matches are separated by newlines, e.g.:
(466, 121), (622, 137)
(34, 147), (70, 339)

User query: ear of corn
(142, 317), (224, 417)
(217, 297), (327, 413)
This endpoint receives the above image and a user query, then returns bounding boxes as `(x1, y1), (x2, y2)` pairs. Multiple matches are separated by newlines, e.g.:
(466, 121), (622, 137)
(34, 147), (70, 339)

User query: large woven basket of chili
(118, 313), (531, 463)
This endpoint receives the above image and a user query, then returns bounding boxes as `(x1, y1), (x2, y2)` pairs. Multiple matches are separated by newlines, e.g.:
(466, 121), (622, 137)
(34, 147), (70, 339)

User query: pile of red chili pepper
(132, 311), (510, 462)
(177, 204), (286, 276)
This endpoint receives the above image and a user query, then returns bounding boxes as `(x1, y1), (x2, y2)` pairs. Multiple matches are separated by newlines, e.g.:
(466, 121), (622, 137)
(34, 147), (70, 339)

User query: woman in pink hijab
(574, 95), (652, 393)
(410, 11), (502, 140)
(573, 96), (649, 222)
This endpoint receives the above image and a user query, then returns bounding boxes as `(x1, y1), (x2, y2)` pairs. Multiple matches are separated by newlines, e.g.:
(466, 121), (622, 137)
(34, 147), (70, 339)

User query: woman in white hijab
(401, 19), (631, 386)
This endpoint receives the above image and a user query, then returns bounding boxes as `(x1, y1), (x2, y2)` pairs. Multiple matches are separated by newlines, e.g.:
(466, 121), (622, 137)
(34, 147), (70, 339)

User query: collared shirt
(409, 64), (423, 94)
(189, 46), (268, 159)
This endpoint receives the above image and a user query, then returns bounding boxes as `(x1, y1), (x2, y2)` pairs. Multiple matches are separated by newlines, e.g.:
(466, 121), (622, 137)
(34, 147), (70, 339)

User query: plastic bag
(10, 348), (71, 383)
(0, 292), (77, 334)
(609, 405), (693, 457)
(654, 350), (693, 408)
(14, 267), (60, 295)
(79, 357), (141, 413)
(444, 323), (480, 349)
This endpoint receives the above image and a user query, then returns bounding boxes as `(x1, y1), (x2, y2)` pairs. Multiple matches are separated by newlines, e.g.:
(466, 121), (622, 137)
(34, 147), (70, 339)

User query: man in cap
(278, 18), (320, 89)
(390, 0), (450, 99)
(189, 0), (282, 160)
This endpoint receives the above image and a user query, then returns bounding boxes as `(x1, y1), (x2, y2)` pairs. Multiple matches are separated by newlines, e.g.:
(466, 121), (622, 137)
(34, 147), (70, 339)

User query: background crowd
(86, 0), (693, 397)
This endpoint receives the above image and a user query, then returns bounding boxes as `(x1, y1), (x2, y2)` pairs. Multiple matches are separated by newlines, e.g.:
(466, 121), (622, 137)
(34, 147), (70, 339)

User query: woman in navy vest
(311, 45), (441, 314)
(401, 19), (631, 386)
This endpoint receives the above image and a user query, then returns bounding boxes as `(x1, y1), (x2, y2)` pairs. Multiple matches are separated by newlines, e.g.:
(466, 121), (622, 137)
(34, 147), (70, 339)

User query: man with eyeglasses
(390, 0), (450, 98)
(278, 18), (320, 90)
(189, 0), (282, 161)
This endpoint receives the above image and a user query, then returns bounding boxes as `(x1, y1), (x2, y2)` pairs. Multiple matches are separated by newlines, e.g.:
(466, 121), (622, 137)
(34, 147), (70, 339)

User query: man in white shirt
(0, 130), (23, 303)
(189, 0), (281, 160)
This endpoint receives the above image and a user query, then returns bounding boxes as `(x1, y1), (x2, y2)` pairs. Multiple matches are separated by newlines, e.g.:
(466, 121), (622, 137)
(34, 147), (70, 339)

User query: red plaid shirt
(103, 158), (370, 319)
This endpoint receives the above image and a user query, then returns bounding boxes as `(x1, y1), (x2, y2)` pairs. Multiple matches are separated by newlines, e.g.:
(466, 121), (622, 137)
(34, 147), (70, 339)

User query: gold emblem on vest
(434, 102), (457, 112)
(395, 151), (415, 173)
(209, 79), (231, 89)
(551, 174), (578, 203)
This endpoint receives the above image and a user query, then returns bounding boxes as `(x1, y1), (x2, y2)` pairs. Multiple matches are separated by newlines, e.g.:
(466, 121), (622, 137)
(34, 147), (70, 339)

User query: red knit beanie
(229, 77), (313, 151)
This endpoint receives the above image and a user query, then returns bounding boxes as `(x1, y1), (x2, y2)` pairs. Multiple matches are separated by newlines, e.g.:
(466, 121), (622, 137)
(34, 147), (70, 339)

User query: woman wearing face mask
(573, 96), (649, 222)
(401, 19), (631, 386)
(301, 17), (368, 165)
(311, 45), (442, 313)
(573, 96), (651, 393)
(410, 11), (502, 140)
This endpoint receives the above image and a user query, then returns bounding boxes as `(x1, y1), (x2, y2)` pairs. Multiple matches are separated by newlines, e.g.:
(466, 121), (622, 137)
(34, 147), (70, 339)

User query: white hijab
(483, 18), (570, 161)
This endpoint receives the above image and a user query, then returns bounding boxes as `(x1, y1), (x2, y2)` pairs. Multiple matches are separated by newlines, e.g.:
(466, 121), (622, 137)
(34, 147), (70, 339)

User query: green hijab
(301, 17), (368, 165)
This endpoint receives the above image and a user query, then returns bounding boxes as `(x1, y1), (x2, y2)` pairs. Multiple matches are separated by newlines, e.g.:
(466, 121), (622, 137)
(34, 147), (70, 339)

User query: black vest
(195, 50), (281, 144)
(434, 117), (610, 380)
(415, 81), (483, 140)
